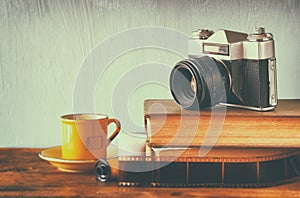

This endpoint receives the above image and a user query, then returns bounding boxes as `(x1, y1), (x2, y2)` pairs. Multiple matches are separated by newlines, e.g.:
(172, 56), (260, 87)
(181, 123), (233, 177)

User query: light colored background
(1, 0), (300, 147)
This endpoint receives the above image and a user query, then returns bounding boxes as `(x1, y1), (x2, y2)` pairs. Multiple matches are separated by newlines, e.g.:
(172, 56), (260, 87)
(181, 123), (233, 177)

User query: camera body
(170, 28), (277, 111)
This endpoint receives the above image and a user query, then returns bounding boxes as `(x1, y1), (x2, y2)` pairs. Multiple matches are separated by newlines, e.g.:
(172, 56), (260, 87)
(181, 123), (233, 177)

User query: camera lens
(169, 56), (230, 110)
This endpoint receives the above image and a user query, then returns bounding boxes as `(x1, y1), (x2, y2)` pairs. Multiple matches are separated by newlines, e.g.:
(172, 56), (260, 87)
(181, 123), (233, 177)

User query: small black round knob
(95, 159), (111, 182)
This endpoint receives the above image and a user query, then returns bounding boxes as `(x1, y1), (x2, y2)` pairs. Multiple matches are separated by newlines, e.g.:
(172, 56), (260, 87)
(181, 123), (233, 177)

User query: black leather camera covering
(228, 59), (269, 108)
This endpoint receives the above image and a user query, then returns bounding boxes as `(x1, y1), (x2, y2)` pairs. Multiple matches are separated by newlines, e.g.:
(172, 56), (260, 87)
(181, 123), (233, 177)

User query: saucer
(39, 146), (97, 173)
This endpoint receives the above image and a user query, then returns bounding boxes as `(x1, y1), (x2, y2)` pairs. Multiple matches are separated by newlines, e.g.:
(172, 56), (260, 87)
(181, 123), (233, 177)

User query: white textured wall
(1, 0), (300, 147)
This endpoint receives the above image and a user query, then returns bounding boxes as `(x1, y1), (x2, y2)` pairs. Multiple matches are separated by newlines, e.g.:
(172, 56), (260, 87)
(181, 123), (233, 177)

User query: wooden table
(1, 148), (300, 197)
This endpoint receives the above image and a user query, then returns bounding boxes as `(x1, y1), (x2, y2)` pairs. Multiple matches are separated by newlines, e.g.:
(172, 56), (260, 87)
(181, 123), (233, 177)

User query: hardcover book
(144, 99), (300, 148)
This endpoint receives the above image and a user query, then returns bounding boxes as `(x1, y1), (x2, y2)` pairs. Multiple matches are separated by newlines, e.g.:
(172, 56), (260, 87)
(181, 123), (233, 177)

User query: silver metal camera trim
(219, 103), (276, 111)
(268, 58), (277, 106)
(188, 30), (275, 61)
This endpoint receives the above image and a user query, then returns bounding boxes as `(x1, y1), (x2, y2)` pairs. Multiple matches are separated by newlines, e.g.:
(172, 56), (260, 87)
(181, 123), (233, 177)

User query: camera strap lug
(268, 58), (277, 106)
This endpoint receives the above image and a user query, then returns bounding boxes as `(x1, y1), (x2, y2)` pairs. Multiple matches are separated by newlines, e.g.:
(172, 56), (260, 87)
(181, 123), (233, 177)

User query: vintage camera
(170, 27), (277, 111)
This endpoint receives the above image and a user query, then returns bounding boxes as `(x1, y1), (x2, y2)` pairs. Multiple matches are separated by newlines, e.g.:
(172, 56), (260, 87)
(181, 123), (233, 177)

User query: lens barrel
(169, 56), (230, 110)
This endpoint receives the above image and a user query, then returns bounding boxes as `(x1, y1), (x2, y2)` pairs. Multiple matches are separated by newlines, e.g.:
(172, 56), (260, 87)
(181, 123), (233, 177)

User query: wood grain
(144, 99), (300, 147)
(1, 148), (300, 197)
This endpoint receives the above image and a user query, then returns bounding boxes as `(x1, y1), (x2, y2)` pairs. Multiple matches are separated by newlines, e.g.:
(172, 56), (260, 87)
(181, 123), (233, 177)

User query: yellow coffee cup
(61, 114), (121, 160)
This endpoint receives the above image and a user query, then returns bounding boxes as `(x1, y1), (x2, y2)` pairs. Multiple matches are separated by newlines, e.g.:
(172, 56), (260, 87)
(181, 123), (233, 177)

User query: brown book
(144, 99), (300, 148)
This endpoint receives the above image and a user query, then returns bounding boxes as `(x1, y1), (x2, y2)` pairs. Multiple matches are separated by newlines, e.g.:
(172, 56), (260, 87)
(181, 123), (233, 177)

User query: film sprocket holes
(118, 148), (300, 187)
(170, 27), (277, 111)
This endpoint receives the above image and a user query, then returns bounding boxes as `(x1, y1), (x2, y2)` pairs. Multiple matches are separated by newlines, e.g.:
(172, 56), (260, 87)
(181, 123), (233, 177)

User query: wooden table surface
(1, 148), (300, 197)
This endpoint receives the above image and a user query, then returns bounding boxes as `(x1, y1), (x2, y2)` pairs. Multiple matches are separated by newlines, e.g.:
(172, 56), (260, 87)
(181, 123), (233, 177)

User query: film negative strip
(118, 148), (300, 187)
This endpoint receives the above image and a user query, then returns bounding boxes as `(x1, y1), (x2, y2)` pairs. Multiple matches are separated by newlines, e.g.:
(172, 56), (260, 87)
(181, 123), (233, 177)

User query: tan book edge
(144, 99), (300, 148)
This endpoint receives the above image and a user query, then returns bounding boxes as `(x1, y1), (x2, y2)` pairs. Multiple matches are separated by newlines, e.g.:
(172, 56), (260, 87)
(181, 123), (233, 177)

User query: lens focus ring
(170, 56), (229, 110)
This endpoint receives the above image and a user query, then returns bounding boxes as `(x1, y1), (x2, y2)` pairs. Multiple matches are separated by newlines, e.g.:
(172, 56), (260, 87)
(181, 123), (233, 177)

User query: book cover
(144, 99), (300, 148)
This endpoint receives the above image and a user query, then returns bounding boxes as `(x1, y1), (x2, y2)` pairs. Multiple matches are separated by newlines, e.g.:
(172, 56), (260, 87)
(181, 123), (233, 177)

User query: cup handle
(107, 118), (121, 145)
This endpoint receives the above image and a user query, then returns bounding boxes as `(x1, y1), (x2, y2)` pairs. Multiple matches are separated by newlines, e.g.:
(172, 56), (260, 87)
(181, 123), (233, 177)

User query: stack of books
(118, 99), (300, 187)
